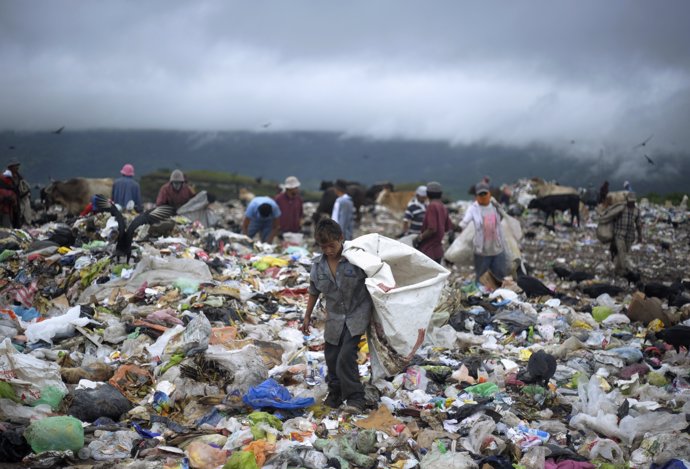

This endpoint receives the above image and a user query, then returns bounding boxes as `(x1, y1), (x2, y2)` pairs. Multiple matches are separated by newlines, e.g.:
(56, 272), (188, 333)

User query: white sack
(342, 234), (449, 381)
(79, 254), (213, 303)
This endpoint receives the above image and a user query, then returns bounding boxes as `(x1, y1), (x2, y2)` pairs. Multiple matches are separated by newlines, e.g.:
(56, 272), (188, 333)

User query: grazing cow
(528, 194), (581, 227)
(313, 179), (367, 224)
(375, 188), (416, 213)
(43, 178), (114, 215)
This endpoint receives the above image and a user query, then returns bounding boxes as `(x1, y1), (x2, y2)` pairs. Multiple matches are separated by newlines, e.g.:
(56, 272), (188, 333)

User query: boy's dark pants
(325, 327), (364, 401)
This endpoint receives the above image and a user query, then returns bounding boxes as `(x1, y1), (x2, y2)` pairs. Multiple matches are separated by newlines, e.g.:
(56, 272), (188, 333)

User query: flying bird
(94, 194), (174, 263)
(632, 134), (653, 149)
(644, 154), (655, 165)
(53, 126), (65, 134)
(261, 122), (271, 128)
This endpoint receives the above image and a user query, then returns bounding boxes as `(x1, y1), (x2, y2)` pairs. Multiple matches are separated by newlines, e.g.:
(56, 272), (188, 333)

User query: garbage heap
(0, 198), (689, 469)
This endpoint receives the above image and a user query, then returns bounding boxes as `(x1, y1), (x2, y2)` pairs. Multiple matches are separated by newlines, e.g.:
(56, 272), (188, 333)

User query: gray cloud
(1, 0), (690, 173)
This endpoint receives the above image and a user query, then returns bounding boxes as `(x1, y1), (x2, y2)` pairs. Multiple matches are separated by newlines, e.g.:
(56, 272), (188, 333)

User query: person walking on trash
(301, 218), (372, 413)
(400, 185), (427, 237)
(111, 163), (142, 211)
(331, 180), (355, 240)
(413, 181), (453, 263)
(6, 158), (32, 227)
(0, 169), (18, 228)
(274, 176), (304, 236)
(611, 191), (642, 275)
(459, 181), (509, 282)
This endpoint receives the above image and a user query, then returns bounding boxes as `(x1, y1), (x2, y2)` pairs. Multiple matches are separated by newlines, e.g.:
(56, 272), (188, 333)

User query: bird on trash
(650, 325), (690, 355)
(581, 283), (624, 298)
(515, 260), (555, 298)
(644, 154), (655, 165)
(622, 270), (641, 286)
(553, 264), (572, 280)
(638, 281), (682, 302)
(568, 270), (595, 283)
(94, 194), (174, 263)
(518, 350), (557, 388)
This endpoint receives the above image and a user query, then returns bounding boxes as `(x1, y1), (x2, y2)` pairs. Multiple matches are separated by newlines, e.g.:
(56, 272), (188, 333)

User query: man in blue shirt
(111, 163), (141, 211)
(331, 181), (354, 240)
(242, 196), (282, 243)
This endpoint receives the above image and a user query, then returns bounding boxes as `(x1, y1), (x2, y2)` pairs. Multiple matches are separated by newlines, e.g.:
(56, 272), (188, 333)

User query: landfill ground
(1, 194), (690, 469)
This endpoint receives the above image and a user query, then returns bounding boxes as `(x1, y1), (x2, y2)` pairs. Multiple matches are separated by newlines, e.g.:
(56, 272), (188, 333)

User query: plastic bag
(68, 383), (132, 422)
(403, 366), (429, 391)
(88, 430), (138, 461)
(223, 450), (259, 469)
(24, 416), (84, 453)
(242, 379), (315, 409)
(0, 338), (68, 404)
(25, 305), (89, 344)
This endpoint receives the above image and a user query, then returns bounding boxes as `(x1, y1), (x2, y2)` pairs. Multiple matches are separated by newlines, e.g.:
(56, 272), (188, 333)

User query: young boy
(301, 218), (372, 412)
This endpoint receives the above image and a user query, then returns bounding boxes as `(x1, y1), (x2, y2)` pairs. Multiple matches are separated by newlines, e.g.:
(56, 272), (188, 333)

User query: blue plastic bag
(242, 379), (315, 409)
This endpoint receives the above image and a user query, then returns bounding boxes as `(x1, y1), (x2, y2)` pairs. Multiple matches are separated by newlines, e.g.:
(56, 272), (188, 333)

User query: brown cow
(376, 188), (416, 213)
(44, 178), (114, 215)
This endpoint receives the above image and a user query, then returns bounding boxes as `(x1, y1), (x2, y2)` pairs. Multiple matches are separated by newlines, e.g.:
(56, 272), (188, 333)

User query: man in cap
(156, 169), (195, 210)
(112, 163), (141, 211)
(6, 158), (32, 227)
(274, 176), (304, 236)
(459, 181), (508, 282)
(242, 195), (282, 243)
(401, 185), (427, 236)
(0, 168), (18, 228)
(611, 192), (642, 275)
(414, 181), (453, 263)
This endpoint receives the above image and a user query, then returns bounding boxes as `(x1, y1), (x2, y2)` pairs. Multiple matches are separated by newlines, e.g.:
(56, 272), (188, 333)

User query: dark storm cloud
(1, 0), (690, 173)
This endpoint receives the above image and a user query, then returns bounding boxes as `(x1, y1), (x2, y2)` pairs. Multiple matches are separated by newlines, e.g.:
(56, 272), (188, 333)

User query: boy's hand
(301, 319), (311, 335)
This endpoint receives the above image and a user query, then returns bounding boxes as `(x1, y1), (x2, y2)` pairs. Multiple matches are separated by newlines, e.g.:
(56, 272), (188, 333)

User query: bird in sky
(632, 134), (653, 149)
(261, 122), (271, 128)
(644, 154), (655, 165)
(53, 126), (65, 134)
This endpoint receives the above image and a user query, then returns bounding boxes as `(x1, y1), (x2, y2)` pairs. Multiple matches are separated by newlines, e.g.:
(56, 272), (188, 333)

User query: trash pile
(0, 195), (689, 469)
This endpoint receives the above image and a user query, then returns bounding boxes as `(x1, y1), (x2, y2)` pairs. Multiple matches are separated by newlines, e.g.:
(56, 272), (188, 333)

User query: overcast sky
(2, 0), (690, 164)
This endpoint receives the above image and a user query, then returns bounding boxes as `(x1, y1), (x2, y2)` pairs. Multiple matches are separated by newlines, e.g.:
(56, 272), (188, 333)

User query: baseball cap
(416, 185), (427, 197)
(475, 182), (490, 195)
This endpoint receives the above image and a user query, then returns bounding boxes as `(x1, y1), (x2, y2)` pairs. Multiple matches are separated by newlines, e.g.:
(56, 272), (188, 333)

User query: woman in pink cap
(111, 163), (141, 211)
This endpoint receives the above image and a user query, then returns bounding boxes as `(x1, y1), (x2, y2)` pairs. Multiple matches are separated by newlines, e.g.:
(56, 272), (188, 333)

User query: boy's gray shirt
(308, 254), (373, 345)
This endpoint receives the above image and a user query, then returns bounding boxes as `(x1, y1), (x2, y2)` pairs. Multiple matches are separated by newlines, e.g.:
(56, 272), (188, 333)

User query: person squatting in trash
(459, 181), (508, 282)
(301, 218), (372, 413)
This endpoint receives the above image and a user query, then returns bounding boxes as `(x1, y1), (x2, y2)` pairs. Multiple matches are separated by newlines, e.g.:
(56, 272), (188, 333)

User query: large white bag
(444, 215), (523, 274)
(343, 234), (449, 381)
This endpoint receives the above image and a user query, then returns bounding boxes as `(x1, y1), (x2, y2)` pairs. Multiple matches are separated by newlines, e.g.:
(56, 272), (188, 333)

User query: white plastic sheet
(25, 305), (89, 344)
(342, 234), (449, 381)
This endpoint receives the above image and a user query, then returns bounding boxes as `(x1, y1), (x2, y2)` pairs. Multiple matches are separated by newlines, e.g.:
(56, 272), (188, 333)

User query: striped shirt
(404, 197), (426, 234)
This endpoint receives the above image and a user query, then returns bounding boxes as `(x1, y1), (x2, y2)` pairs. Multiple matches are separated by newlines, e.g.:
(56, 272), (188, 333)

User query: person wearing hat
(112, 163), (142, 211)
(274, 176), (304, 235)
(6, 158), (32, 227)
(611, 192), (642, 275)
(401, 185), (427, 236)
(0, 168), (18, 228)
(242, 196), (282, 243)
(414, 181), (453, 263)
(156, 169), (195, 210)
(459, 181), (508, 282)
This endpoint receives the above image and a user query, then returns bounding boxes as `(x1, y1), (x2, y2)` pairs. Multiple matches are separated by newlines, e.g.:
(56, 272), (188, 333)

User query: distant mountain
(1, 129), (688, 200)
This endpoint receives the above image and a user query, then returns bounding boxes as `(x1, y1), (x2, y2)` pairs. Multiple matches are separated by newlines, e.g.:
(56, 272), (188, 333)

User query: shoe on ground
(324, 392), (343, 408)
(341, 398), (366, 414)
